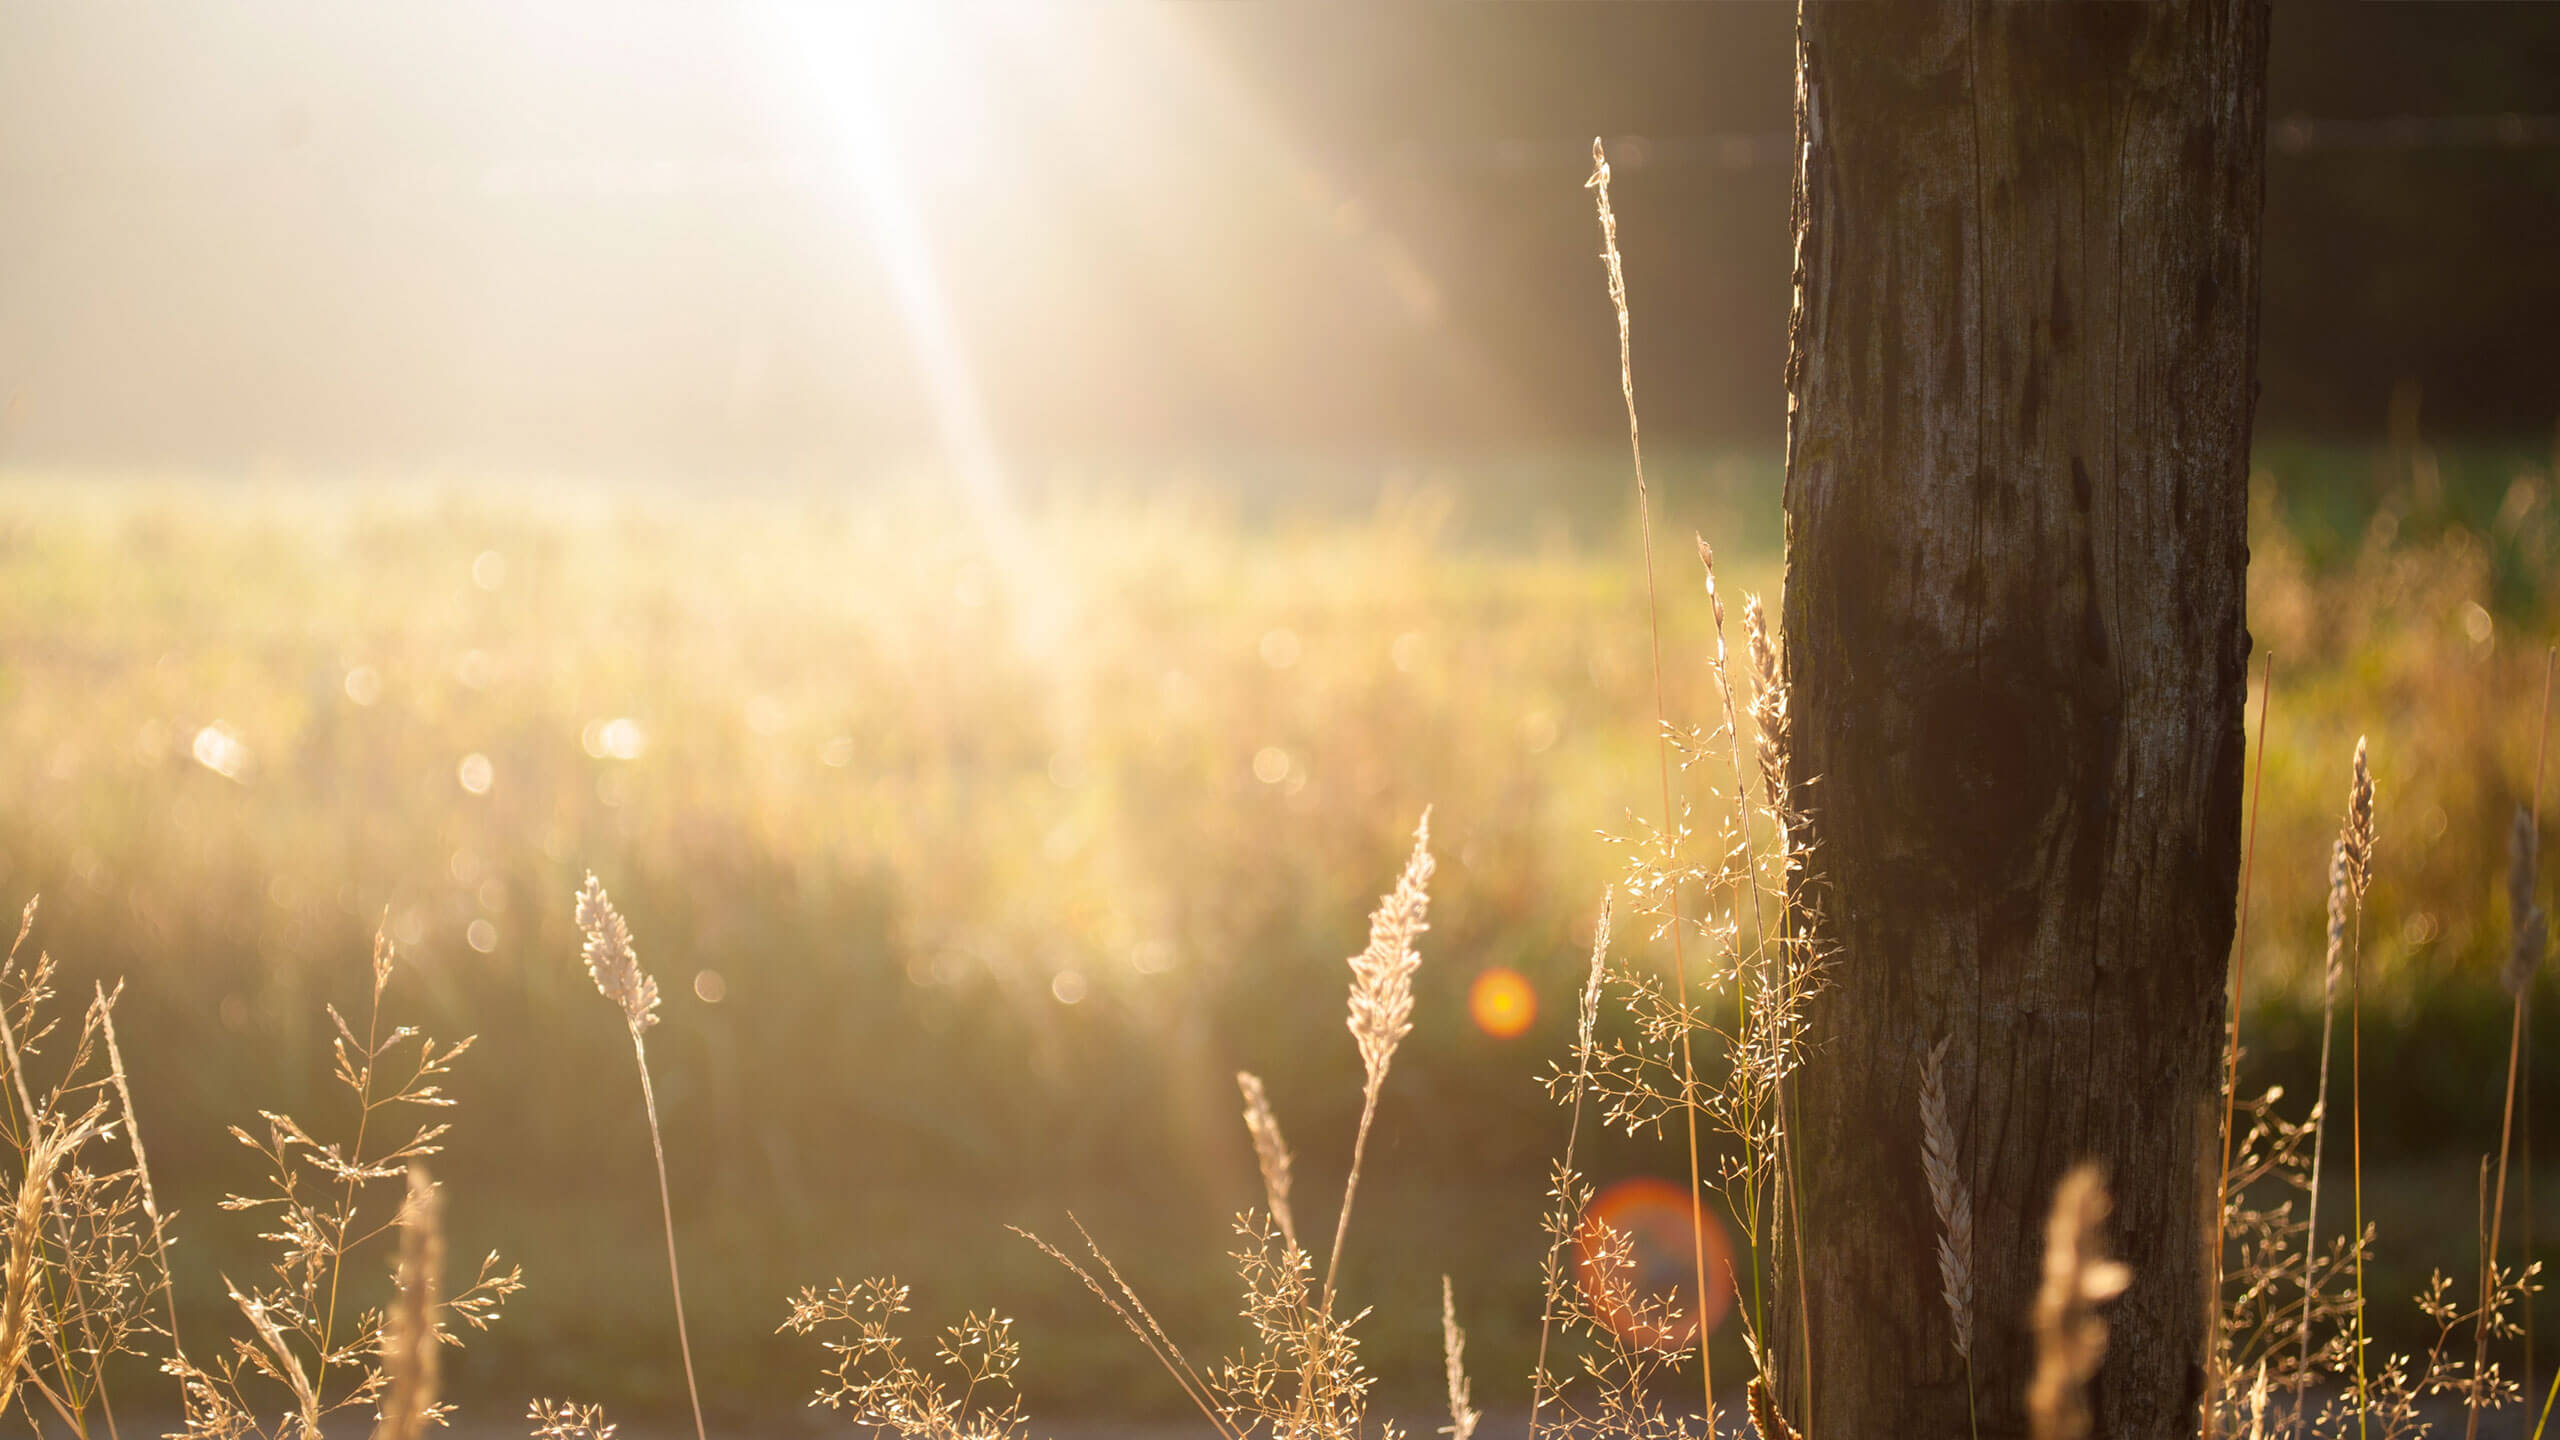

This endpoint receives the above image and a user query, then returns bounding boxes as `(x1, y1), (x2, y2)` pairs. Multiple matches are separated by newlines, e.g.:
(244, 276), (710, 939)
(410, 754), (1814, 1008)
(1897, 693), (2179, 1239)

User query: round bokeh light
(1574, 1177), (1735, 1350)
(1468, 966), (1536, 1038)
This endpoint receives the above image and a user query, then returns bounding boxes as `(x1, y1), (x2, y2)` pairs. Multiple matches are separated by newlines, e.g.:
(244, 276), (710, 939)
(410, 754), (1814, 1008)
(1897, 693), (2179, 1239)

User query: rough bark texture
(1774, 4), (2267, 1438)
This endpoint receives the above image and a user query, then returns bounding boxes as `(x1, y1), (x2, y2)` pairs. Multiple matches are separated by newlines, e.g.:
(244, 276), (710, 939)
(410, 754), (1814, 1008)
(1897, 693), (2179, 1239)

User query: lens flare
(1574, 1177), (1734, 1350)
(1468, 967), (1536, 1038)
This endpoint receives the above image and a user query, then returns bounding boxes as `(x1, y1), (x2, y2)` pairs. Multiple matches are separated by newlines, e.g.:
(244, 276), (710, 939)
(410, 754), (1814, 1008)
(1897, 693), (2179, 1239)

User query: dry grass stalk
(0, 905), (124, 1431)
(2477, 652), (2556, 1440)
(2209, 652), (2276, 1440)
(1323, 813), (1434, 1316)
(0, 913), (215, 1438)
(1068, 1221), (1226, 1425)
(99, 980), (186, 1377)
(1439, 1276), (1478, 1440)
(1237, 1072), (1297, 1251)
(1297, 815), (1437, 1435)
(2213, 1083), (2365, 1432)
(1918, 1036), (1974, 1366)
(176, 930), (514, 1440)
(229, 1278), (324, 1439)
(375, 1165), (443, 1440)
(1014, 1221), (1237, 1440)
(2343, 739), (2376, 901)
(1222, 1210), (1374, 1440)
(2295, 837), (2351, 1432)
(576, 873), (660, 1035)
(571, 874), (705, 1440)
(2027, 1165), (2132, 1440)
(2507, 804), (2548, 999)
(779, 1275), (1029, 1440)
(1345, 814), (1433, 1094)
(1579, 896), (1613, 1059)
(1577, 815), (1812, 1413)
(0, 898), (47, 1128)
(1588, 132), (1718, 1440)
(1700, 537), (1814, 1427)
(2204, 741), (2547, 1440)
(528, 1399), (617, 1440)
(2344, 740), (2378, 1433)
(0, 1113), (88, 1421)
(1749, 1375), (1804, 1440)
(1531, 1202), (1711, 1440)
(1527, 893), (1610, 1440)
(2275, 744), (2381, 1435)
(1217, 1078), (1381, 1440)
(1532, 893), (1720, 1440)
(1697, 541), (1761, 891)
(2528, 648), (2557, 1407)
(1743, 595), (1789, 854)
(2327, 1158), (2533, 1440)
(1029, 827), (1451, 1440)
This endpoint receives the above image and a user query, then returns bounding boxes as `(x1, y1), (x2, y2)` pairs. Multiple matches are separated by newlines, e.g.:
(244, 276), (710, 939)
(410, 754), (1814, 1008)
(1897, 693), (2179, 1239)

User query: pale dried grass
(2028, 1166), (2132, 1440)
(1440, 1277), (1478, 1440)
(573, 874), (706, 1440)
(1918, 1036), (1975, 1369)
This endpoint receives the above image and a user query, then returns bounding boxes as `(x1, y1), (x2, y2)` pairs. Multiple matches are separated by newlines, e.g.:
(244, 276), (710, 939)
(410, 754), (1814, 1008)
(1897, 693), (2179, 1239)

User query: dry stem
(1588, 133), (1718, 1440)
(573, 877), (706, 1440)
(2476, 648), (2556, 1440)
(2209, 651), (2275, 1440)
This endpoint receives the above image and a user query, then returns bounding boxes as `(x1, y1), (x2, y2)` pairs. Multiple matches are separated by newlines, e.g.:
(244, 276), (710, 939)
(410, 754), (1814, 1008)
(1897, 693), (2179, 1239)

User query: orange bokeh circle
(1468, 966), (1537, 1038)
(1573, 1177), (1735, 1350)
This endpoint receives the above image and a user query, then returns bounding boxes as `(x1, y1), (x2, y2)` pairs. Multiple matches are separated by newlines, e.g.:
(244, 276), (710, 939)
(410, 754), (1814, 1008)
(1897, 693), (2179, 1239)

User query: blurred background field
(2, 429), (2557, 1421)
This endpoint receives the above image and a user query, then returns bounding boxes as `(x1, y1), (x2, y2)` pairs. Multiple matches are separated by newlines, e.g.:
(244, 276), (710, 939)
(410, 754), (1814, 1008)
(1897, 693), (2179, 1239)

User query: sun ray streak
(754, 4), (1067, 654)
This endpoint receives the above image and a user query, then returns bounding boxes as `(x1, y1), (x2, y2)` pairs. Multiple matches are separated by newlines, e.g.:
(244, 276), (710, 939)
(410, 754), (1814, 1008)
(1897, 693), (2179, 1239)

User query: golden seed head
(575, 873), (660, 1034)
(2341, 737), (2376, 899)
(1577, 893), (1611, 1059)
(1347, 814), (1434, 1092)
(1235, 1071), (1297, 1250)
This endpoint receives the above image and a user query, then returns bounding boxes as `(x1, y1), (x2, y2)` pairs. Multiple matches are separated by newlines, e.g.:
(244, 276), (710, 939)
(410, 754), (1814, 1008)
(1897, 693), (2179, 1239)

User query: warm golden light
(1467, 966), (1537, 1039)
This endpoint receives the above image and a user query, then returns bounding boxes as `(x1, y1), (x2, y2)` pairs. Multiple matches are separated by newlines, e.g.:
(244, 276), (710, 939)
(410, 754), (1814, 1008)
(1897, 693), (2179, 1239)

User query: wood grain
(1775, 4), (2268, 1436)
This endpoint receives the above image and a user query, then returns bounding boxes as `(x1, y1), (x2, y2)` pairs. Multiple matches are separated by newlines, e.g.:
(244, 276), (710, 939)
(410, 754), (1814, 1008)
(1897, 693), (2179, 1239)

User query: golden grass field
(0, 434), (2556, 1425)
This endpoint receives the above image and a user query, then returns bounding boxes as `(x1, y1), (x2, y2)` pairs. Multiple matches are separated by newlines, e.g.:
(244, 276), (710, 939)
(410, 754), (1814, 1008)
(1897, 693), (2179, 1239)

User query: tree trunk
(1774, 4), (2267, 1438)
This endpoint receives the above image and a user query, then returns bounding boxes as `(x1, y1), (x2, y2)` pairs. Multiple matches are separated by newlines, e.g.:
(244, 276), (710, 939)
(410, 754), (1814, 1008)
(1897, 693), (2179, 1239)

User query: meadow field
(0, 432), (2556, 1426)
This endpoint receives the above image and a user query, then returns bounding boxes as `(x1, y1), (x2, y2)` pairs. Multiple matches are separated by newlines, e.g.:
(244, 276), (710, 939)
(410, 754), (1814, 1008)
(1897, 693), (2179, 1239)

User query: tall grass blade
(2210, 651), (2274, 1440)
(573, 875), (706, 1440)
(2476, 647), (2557, 1440)
(1588, 133), (1719, 1440)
